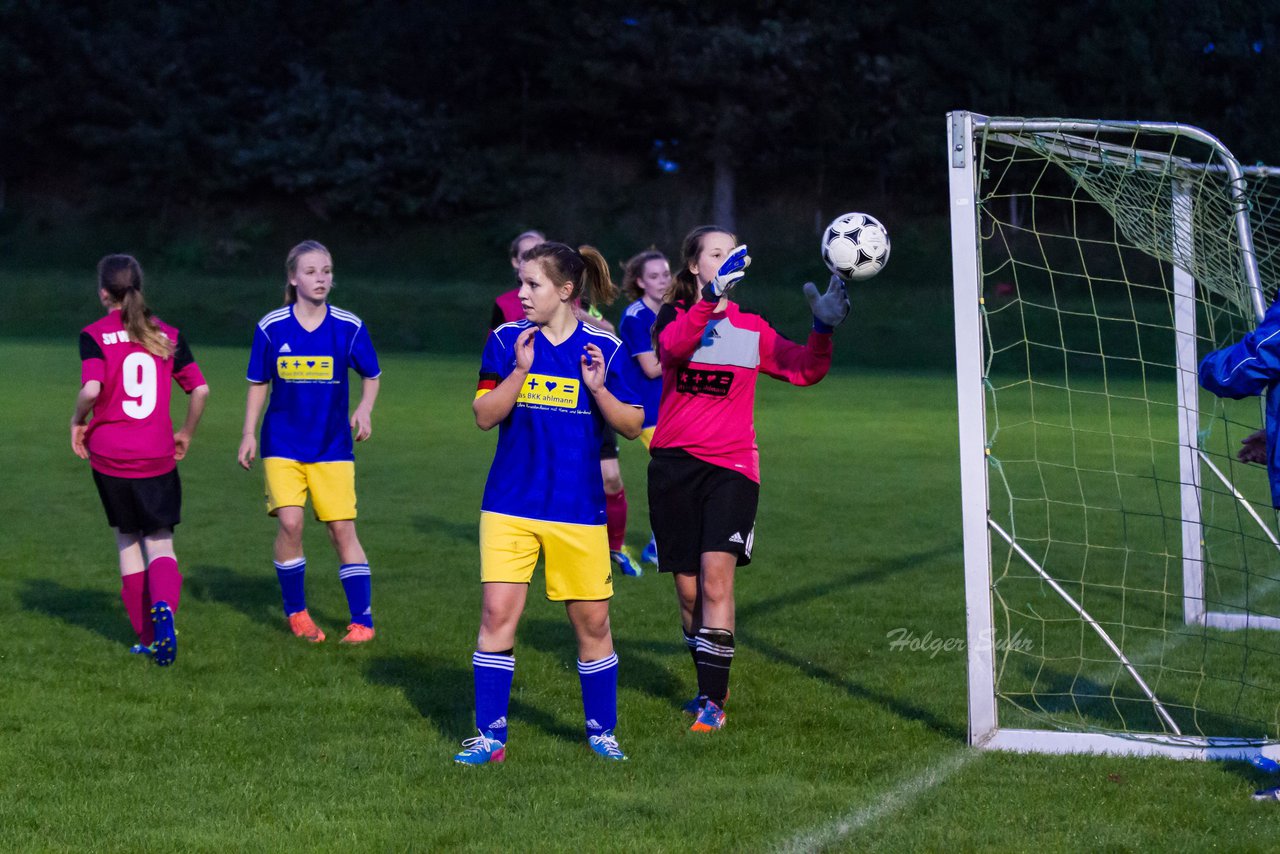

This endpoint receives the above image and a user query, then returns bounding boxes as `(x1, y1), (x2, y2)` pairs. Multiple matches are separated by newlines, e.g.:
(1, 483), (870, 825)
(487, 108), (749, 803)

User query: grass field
(5, 331), (1280, 852)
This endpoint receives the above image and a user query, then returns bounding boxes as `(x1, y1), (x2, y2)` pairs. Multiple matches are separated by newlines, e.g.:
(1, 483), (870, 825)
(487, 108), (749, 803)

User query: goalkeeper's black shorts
(647, 448), (758, 573)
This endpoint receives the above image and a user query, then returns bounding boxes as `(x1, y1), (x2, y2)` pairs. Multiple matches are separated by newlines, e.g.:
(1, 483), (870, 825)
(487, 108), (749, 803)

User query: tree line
(2, 0), (1276, 233)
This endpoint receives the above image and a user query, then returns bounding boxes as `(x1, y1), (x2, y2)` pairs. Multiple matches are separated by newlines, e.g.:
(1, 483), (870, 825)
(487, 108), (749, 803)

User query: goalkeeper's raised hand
(702, 244), (751, 301)
(804, 274), (851, 332)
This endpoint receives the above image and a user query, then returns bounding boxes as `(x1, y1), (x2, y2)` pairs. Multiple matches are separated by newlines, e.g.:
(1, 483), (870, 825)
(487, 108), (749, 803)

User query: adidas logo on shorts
(729, 532), (744, 544)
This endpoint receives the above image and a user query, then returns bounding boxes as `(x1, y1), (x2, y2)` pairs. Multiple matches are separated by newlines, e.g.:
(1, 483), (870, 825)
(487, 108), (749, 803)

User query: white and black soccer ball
(821, 212), (890, 281)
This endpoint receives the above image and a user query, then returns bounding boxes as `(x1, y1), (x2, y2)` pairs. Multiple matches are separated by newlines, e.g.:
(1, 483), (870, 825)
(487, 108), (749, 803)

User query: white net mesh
(975, 118), (1280, 741)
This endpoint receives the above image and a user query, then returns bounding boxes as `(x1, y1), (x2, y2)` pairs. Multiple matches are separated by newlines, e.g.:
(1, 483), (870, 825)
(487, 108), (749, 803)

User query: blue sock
(578, 652), (619, 737)
(338, 563), (372, 627)
(274, 557), (306, 617)
(473, 651), (515, 743)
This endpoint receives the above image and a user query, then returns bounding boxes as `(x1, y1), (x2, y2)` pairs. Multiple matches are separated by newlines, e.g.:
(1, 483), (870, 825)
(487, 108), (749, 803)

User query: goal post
(949, 111), (1280, 760)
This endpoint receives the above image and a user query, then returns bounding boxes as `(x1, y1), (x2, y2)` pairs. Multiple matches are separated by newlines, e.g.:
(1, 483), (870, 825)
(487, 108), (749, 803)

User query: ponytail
(524, 242), (618, 308)
(96, 254), (173, 359)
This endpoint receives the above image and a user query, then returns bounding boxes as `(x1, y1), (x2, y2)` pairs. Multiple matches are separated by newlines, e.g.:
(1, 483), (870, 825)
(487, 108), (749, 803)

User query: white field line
(775, 748), (976, 853)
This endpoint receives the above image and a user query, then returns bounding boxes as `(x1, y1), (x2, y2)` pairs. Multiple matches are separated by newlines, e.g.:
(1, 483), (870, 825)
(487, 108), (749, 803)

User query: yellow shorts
(639, 427), (655, 451)
(479, 511), (613, 601)
(263, 458), (357, 522)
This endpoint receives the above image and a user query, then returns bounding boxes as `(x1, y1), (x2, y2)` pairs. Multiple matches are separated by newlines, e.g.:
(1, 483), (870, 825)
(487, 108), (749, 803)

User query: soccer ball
(821, 212), (890, 281)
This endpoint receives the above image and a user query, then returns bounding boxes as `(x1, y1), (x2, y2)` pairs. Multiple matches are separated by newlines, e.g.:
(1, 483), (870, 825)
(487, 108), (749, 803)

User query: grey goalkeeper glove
(702, 244), (751, 301)
(804, 274), (850, 332)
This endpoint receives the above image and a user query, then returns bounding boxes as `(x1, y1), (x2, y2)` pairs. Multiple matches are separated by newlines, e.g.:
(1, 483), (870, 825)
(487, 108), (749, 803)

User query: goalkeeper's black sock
(683, 628), (698, 669)
(694, 627), (734, 707)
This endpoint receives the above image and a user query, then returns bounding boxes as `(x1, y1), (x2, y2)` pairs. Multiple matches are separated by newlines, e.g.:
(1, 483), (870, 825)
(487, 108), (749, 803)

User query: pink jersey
(79, 310), (206, 478)
(494, 288), (525, 324)
(651, 298), (831, 482)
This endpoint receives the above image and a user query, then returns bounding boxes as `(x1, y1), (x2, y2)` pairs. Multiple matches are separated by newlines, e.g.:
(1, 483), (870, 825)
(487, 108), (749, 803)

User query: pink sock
(605, 488), (627, 552)
(147, 556), (183, 613)
(121, 571), (153, 645)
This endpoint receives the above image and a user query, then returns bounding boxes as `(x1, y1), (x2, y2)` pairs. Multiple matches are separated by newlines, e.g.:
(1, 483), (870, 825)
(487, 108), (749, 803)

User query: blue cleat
(1253, 786), (1280, 801)
(151, 601), (176, 667)
(683, 688), (729, 716)
(641, 535), (659, 567)
(610, 548), (643, 578)
(587, 730), (627, 761)
(454, 730), (506, 765)
(129, 642), (156, 657)
(690, 699), (727, 733)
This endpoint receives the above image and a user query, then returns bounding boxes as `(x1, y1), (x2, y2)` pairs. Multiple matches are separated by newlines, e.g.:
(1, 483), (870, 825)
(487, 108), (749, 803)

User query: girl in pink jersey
(71, 255), (210, 666)
(648, 226), (850, 732)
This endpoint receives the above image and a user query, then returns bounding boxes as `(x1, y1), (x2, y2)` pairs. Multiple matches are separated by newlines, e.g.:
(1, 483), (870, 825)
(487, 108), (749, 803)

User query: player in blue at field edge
(617, 248), (673, 566)
(237, 240), (382, 645)
(1199, 297), (1280, 800)
(454, 242), (643, 765)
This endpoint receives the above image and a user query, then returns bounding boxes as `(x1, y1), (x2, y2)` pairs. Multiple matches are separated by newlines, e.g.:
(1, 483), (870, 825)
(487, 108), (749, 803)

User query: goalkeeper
(648, 225), (849, 733)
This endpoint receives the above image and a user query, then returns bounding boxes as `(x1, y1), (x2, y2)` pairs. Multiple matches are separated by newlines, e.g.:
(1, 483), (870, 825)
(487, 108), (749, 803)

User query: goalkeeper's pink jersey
(651, 298), (831, 482)
(79, 310), (206, 478)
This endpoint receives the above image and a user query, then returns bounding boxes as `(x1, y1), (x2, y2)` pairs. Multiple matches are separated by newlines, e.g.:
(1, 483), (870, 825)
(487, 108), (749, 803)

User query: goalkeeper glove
(804, 275), (850, 332)
(702, 244), (751, 301)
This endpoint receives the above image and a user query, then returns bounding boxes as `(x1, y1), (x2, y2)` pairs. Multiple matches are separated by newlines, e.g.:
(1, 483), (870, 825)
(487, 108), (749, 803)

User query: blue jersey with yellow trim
(477, 320), (639, 525)
(618, 300), (662, 429)
(247, 304), (381, 463)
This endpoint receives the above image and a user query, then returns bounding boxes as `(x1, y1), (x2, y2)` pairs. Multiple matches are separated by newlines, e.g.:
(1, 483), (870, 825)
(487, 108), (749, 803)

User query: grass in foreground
(2, 339), (1280, 851)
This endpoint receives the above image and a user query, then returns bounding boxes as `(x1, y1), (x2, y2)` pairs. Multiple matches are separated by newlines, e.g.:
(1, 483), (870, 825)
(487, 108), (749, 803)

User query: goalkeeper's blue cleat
(690, 699), (727, 733)
(641, 535), (658, 567)
(1253, 785), (1280, 801)
(587, 730), (627, 761)
(150, 601), (176, 667)
(129, 642), (156, 657)
(611, 548), (643, 578)
(454, 730), (505, 765)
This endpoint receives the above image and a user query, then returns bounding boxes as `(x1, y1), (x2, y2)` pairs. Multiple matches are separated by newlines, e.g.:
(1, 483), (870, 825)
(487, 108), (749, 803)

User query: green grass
(5, 334), (1280, 852)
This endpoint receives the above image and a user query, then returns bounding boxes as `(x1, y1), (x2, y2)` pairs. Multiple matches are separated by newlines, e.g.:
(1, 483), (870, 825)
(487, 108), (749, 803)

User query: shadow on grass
(19, 578), (133, 647)
(411, 513), (478, 545)
(186, 563), (345, 636)
(363, 652), (582, 743)
(518, 615), (688, 709)
(737, 541), (968, 743)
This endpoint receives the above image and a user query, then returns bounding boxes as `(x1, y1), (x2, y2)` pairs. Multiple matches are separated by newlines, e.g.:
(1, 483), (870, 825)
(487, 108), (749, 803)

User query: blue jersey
(477, 320), (639, 525)
(1200, 297), (1280, 508)
(247, 304), (381, 463)
(618, 300), (662, 429)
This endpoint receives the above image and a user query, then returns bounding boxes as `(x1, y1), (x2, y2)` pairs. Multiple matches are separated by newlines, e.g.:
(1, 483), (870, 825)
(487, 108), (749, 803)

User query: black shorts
(600, 427), (620, 461)
(647, 448), (758, 573)
(92, 468), (182, 535)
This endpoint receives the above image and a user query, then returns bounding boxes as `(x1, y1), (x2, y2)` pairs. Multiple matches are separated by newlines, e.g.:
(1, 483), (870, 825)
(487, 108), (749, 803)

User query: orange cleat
(287, 609), (326, 643)
(340, 623), (375, 644)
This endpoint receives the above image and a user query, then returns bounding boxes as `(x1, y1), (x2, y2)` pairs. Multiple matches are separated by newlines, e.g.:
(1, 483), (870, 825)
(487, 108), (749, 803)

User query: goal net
(949, 111), (1280, 758)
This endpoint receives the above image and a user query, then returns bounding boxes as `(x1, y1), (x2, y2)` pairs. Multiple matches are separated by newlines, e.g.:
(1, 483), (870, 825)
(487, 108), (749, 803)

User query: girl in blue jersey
(618, 249), (672, 565)
(237, 240), (382, 645)
(454, 242), (643, 765)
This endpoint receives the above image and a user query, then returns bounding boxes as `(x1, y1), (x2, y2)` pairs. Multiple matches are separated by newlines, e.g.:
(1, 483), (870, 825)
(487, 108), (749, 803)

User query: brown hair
(284, 240), (331, 305)
(621, 248), (668, 302)
(524, 242), (618, 308)
(667, 225), (735, 306)
(96, 254), (173, 359)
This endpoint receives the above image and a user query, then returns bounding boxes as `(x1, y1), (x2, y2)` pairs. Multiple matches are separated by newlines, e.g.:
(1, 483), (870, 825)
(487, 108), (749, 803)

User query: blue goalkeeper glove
(804, 274), (850, 332)
(702, 244), (751, 301)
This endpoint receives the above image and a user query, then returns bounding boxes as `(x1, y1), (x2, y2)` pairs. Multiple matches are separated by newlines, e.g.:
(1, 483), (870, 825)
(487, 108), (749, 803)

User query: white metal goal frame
(948, 110), (1280, 760)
